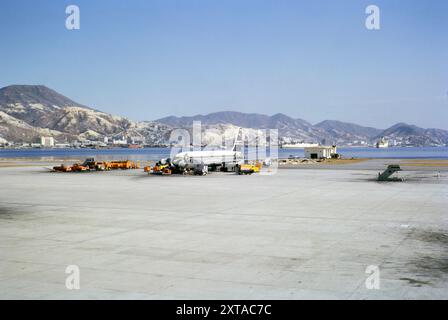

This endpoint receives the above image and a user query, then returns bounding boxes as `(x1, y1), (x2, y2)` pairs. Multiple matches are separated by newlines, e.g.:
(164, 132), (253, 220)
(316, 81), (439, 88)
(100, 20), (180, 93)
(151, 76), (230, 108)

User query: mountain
(315, 120), (382, 138)
(0, 85), (132, 136)
(379, 123), (424, 137)
(377, 123), (448, 147)
(158, 112), (448, 146)
(1, 85), (447, 147)
(0, 85), (170, 144)
(157, 111), (324, 142)
(314, 120), (382, 144)
(157, 112), (386, 145)
(158, 111), (309, 129)
(0, 85), (92, 110)
(158, 111), (311, 129)
(0, 110), (69, 143)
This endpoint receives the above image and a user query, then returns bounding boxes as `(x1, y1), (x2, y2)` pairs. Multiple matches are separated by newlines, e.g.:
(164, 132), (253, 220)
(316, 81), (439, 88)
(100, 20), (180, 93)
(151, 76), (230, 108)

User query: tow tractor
(146, 159), (173, 175)
(237, 162), (262, 175)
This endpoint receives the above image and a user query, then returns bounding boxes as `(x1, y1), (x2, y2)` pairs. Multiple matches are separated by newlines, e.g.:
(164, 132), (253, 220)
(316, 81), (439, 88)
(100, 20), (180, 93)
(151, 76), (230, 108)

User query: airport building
(304, 145), (337, 159)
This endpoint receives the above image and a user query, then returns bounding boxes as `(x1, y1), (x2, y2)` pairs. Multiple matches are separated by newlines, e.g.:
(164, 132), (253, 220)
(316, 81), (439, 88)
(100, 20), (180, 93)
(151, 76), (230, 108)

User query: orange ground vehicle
(152, 164), (172, 175)
(53, 164), (72, 172)
(108, 160), (140, 170)
(95, 161), (111, 171)
(70, 163), (89, 172)
(53, 158), (139, 172)
(82, 158), (111, 171)
(53, 163), (88, 172)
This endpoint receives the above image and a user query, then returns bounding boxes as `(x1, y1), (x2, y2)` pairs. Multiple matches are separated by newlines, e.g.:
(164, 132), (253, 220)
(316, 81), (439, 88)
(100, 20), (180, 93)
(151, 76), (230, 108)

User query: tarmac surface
(1, 161), (447, 299)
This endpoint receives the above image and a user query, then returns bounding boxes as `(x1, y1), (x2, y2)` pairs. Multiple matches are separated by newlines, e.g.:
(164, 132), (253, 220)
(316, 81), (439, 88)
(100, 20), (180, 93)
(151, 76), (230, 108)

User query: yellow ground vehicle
(237, 162), (262, 175)
(152, 164), (172, 175)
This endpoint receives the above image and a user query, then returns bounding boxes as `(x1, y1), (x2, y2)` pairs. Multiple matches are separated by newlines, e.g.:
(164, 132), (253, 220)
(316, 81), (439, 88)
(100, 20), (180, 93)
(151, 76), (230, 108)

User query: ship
(281, 142), (319, 148)
(127, 144), (143, 149)
(376, 137), (389, 148)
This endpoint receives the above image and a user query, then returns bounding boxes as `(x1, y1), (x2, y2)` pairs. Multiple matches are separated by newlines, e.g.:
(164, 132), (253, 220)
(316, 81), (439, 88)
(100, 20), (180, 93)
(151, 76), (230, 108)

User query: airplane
(170, 128), (243, 170)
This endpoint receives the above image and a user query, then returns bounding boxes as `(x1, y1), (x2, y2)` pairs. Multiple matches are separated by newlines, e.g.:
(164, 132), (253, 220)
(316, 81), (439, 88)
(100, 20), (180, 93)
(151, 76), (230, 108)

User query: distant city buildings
(112, 136), (127, 145)
(0, 135), (151, 149)
(0, 137), (10, 147)
(130, 136), (145, 145)
(40, 136), (55, 147)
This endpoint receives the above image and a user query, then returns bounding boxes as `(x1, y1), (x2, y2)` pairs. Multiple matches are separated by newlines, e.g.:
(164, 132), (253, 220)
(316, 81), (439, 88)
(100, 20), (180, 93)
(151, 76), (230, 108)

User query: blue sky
(0, 0), (447, 129)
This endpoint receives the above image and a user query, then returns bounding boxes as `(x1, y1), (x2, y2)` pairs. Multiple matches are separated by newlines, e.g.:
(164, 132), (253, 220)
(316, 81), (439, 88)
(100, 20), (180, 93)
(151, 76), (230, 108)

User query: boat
(376, 137), (389, 148)
(127, 144), (143, 149)
(281, 143), (319, 148)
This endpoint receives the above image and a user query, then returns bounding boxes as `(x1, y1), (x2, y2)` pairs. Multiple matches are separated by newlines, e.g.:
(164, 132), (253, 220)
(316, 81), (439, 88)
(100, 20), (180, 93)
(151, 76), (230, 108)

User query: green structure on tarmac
(378, 164), (403, 182)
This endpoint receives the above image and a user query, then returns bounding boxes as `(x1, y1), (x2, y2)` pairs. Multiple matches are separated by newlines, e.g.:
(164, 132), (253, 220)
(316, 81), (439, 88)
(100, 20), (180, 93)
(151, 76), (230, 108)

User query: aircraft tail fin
(232, 127), (242, 151)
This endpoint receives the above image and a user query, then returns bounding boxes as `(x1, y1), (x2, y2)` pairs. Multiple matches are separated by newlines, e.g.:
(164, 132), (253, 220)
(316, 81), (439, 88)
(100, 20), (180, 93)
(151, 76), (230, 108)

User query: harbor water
(1, 147), (448, 161)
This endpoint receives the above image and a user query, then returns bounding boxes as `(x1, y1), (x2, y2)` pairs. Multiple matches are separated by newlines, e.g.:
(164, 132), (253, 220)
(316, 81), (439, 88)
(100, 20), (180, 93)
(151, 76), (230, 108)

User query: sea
(0, 147), (448, 162)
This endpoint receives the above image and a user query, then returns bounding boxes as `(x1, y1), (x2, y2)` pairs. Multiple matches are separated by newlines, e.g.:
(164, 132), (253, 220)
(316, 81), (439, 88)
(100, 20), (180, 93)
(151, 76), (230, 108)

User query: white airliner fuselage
(172, 150), (243, 169)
